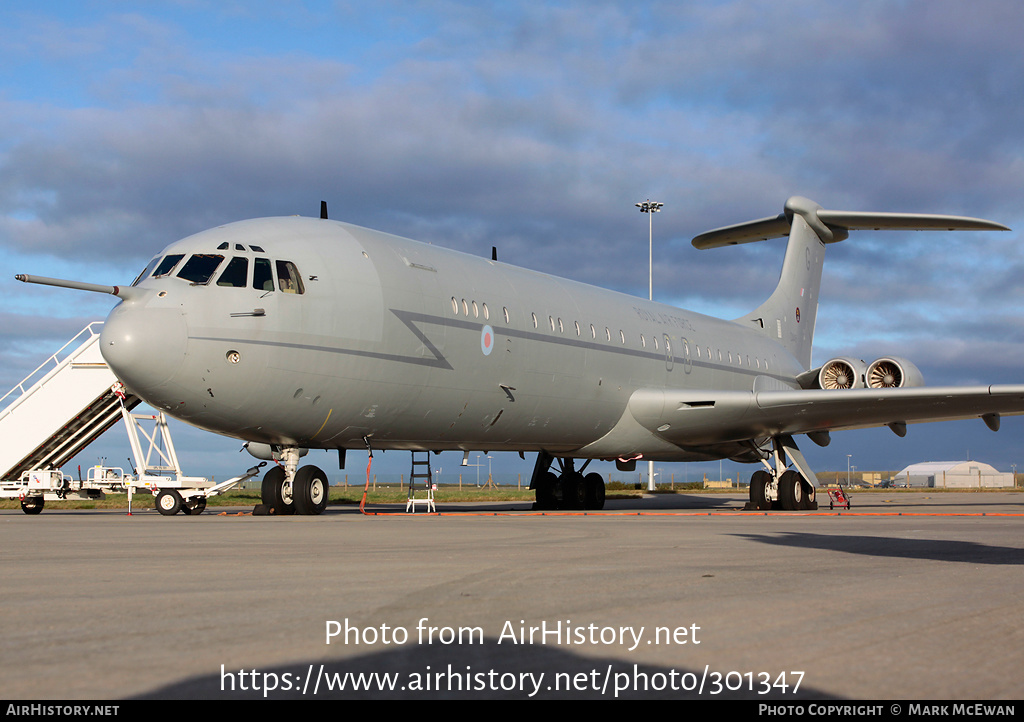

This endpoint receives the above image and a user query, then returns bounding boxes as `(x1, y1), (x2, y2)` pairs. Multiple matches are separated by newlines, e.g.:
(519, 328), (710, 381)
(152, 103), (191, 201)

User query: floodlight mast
(635, 200), (663, 301)
(635, 199), (664, 492)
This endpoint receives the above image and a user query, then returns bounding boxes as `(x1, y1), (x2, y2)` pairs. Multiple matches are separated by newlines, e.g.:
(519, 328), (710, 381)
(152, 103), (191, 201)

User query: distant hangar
(894, 461), (1014, 488)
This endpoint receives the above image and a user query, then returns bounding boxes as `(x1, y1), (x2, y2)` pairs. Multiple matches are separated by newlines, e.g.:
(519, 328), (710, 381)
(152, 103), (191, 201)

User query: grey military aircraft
(17, 196), (1024, 514)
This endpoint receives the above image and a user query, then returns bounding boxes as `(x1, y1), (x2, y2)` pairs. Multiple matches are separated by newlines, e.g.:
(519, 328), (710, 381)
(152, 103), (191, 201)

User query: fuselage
(99, 216), (804, 461)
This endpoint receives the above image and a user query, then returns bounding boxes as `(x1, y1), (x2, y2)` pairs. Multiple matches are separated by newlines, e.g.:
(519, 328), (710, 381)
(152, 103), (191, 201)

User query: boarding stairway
(0, 322), (140, 482)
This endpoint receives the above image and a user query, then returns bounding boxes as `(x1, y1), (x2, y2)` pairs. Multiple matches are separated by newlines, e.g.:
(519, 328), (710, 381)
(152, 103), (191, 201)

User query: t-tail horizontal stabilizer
(690, 197), (1010, 370)
(691, 195), (1010, 249)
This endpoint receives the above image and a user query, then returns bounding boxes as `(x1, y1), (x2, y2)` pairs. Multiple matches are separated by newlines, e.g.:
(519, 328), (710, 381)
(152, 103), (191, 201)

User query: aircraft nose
(100, 302), (189, 398)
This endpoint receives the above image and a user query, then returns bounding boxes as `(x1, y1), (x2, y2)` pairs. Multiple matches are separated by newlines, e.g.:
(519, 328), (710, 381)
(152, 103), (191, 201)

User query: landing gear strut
(745, 435), (819, 511)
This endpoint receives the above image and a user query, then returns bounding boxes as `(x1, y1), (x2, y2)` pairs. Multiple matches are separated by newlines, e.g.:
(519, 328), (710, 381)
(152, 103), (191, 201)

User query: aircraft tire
(20, 497), (44, 515)
(778, 470), (803, 511)
(750, 470), (772, 510)
(584, 472), (605, 510)
(184, 498), (207, 515)
(293, 465), (329, 516)
(535, 471), (558, 510)
(156, 489), (183, 516)
(799, 481), (816, 510)
(261, 466), (294, 515)
(562, 472), (587, 510)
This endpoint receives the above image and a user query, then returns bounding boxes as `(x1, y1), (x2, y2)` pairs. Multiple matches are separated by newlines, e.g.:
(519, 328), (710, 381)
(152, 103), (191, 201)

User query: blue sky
(2, 1), (1023, 484)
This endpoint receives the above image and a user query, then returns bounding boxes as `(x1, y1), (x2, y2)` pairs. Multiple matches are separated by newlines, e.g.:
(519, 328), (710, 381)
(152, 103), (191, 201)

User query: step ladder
(405, 450), (436, 513)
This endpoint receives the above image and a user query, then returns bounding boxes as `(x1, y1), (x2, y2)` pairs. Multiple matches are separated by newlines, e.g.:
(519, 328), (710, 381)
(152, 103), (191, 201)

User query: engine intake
(865, 356), (924, 388)
(817, 357), (867, 390)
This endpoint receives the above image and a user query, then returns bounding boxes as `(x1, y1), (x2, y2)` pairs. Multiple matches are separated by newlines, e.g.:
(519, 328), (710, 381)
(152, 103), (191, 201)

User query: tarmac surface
(2, 491), (1022, 700)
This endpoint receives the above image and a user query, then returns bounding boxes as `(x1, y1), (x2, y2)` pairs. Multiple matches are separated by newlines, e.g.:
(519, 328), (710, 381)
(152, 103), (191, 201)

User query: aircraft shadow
(733, 532), (1024, 565)
(134, 639), (836, 700)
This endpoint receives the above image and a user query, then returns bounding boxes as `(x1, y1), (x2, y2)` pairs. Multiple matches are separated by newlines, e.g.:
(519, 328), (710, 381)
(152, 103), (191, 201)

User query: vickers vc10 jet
(17, 196), (1024, 514)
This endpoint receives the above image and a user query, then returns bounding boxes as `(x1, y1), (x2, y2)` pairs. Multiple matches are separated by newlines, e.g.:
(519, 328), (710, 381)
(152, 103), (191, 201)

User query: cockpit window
(131, 256), (161, 287)
(276, 260), (304, 294)
(152, 254), (185, 278)
(253, 257), (274, 291)
(176, 254), (224, 284)
(216, 257), (249, 287)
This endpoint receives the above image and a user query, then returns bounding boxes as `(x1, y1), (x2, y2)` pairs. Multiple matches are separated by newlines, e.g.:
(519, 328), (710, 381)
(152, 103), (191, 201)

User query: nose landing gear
(259, 447), (330, 515)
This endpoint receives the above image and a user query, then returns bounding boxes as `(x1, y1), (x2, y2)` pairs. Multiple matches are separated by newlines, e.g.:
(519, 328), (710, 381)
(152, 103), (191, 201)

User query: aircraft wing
(628, 385), (1024, 446)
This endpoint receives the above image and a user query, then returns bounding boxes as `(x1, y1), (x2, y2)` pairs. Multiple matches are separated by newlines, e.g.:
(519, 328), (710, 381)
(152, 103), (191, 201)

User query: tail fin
(692, 196), (1009, 370)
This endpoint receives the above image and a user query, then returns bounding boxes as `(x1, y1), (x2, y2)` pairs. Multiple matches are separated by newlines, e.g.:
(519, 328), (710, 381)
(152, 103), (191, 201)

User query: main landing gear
(530, 453), (605, 511)
(260, 447), (329, 516)
(746, 435), (819, 511)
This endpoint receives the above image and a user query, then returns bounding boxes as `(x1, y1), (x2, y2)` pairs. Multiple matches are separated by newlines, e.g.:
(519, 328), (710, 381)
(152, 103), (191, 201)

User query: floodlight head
(635, 199), (664, 213)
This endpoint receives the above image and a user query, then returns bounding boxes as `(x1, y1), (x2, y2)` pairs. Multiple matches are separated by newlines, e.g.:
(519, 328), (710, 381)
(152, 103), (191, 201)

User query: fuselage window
(654, 336), (659, 350)
(605, 327), (611, 341)
(483, 303), (489, 320)
(557, 318), (563, 333)
(619, 330), (625, 344)
(549, 316), (555, 331)
(472, 301), (479, 318)
(452, 297), (459, 314)
(152, 254), (185, 278)
(641, 335), (646, 348)
(132, 256), (161, 286)
(217, 257), (249, 287)
(503, 307), (509, 324)
(276, 260), (304, 294)
(532, 312), (538, 329)
(590, 324), (596, 339)
(253, 258), (274, 291)
(462, 299), (469, 315)
(574, 321), (580, 336)
(177, 254), (224, 284)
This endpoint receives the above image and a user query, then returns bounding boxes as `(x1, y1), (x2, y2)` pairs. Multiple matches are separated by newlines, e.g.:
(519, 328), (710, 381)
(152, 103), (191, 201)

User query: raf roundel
(480, 325), (494, 356)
